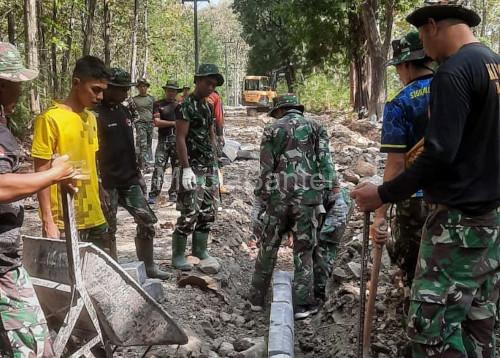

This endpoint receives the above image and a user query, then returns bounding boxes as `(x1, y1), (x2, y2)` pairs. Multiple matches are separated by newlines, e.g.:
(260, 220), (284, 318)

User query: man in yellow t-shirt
(32, 56), (111, 251)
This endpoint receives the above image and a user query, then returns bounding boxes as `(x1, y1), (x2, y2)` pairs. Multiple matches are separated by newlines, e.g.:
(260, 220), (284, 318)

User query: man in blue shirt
(372, 31), (434, 290)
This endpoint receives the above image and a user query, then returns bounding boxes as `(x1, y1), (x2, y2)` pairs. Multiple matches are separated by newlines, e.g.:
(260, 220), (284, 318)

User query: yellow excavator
(241, 75), (277, 116)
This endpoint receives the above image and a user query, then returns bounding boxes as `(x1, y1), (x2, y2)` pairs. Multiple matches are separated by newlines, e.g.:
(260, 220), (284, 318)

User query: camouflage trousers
(407, 206), (500, 358)
(150, 135), (178, 198)
(313, 188), (353, 299)
(251, 204), (320, 306)
(173, 166), (219, 237)
(103, 185), (157, 243)
(389, 197), (430, 287)
(0, 267), (54, 357)
(135, 121), (154, 169)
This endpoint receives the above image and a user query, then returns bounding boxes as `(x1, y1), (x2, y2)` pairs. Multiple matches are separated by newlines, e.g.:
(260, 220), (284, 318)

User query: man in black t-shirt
(351, 1), (499, 356)
(95, 68), (168, 279)
(148, 80), (182, 204)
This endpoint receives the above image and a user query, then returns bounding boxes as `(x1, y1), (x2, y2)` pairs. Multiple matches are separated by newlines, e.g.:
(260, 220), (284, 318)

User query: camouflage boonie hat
(136, 78), (150, 87)
(387, 32), (427, 66)
(108, 67), (136, 87)
(194, 63), (224, 86)
(268, 94), (304, 118)
(407, 0), (481, 27)
(0, 42), (38, 82)
(162, 80), (182, 92)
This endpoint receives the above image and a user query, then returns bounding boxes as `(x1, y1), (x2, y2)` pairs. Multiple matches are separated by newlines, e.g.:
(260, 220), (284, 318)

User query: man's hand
(182, 167), (197, 191)
(370, 216), (389, 246)
(43, 220), (60, 239)
(350, 182), (383, 212)
(50, 155), (75, 181)
(217, 135), (225, 149)
(153, 113), (161, 127)
(99, 183), (111, 214)
(138, 176), (147, 195)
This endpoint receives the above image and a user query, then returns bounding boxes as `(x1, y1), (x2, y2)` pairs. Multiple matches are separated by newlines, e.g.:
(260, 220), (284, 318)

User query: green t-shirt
(133, 94), (154, 123)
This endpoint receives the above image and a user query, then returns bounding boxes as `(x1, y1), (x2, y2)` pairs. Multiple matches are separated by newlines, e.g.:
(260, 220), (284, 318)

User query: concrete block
(268, 324), (294, 357)
(142, 278), (164, 302)
(272, 271), (292, 287)
(273, 284), (293, 305)
(121, 261), (147, 285)
(270, 302), (294, 330)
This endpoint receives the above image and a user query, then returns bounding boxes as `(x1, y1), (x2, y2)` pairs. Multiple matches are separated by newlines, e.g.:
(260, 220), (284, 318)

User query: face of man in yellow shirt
(72, 76), (108, 109)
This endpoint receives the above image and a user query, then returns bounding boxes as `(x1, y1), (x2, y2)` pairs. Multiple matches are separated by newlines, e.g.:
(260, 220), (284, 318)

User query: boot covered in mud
(135, 237), (170, 280)
(171, 231), (193, 271)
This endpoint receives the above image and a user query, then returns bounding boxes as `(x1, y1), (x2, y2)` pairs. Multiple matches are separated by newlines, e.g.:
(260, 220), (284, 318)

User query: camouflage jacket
(0, 124), (23, 275)
(178, 94), (216, 169)
(255, 109), (337, 206)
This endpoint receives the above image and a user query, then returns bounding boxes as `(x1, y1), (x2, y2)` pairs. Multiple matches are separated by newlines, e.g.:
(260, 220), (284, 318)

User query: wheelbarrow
(22, 235), (188, 356)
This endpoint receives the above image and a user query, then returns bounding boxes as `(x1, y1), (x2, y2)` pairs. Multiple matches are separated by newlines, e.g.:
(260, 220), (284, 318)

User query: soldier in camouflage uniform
(95, 68), (168, 279)
(248, 94), (337, 320)
(148, 80), (182, 204)
(0, 42), (76, 358)
(171, 64), (222, 272)
(132, 79), (155, 171)
(351, 1), (499, 356)
(372, 31), (434, 289)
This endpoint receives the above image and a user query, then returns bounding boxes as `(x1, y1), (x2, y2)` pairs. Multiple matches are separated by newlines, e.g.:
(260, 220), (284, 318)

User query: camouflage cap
(108, 67), (136, 87)
(407, 0), (481, 27)
(182, 85), (191, 90)
(268, 94), (304, 118)
(162, 80), (182, 92)
(0, 42), (38, 82)
(136, 78), (150, 87)
(194, 63), (224, 86)
(387, 31), (427, 66)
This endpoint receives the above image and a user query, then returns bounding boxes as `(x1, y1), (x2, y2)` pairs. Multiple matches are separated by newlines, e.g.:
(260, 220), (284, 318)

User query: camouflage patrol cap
(194, 63), (224, 86)
(162, 80), (182, 92)
(268, 94), (304, 118)
(387, 32), (428, 66)
(136, 78), (150, 87)
(0, 42), (38, 82)
(108, 67), (136, 87)
(407, 0), (481, 27)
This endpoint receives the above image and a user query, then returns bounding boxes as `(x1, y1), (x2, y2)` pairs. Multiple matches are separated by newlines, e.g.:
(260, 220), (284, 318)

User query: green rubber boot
(135, 238), (170, 280)
(171, 232), (193, 271)
(192, 231), (212, 260)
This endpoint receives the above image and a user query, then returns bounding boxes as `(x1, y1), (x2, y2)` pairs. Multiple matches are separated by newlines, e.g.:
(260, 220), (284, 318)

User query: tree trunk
(51, 0), (59, 97)
(142, 0), (149, 78)
(480, 0), (487, 37)
(130, 0), (140, 81)
(8, 9), (17, 45)
(82, 0), (97, 56)
(24, 0), (41, 114)
(61, 0), (75, 92)
(348, 10), (369, 115)
(360, 0), (394, 120)
(103, 0), (112, 67)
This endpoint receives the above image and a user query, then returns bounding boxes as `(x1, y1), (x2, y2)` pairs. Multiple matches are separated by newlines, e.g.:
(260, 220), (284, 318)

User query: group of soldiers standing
(0, 0), (498, 356)
(0, 46), (228, 355)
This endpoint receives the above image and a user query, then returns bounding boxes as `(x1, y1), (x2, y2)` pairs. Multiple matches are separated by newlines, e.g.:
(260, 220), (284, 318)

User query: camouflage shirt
(255, 109), (337, 206)
(0, 124), (23, 275)
(178, 93), (216, 168)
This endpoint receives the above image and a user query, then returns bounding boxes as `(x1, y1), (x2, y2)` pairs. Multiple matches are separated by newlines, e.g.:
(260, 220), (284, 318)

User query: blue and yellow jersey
(381, 75), (433, 153)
